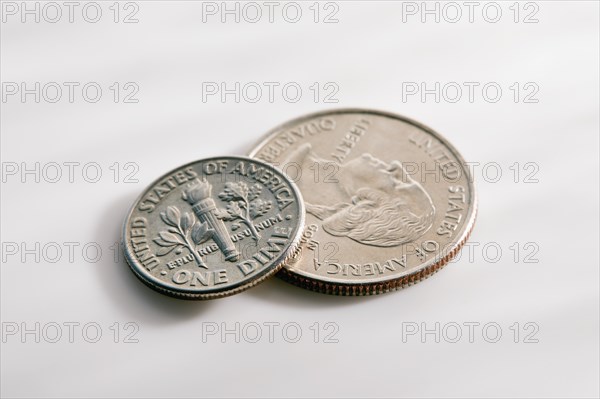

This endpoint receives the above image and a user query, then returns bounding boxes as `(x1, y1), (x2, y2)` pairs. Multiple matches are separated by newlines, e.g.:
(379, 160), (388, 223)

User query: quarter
(249, 109), (477, 295)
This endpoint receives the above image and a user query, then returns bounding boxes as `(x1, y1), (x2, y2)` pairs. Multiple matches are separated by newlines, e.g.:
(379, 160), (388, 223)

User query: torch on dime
(122, 156), (305, 300)
(249, 109), (477, 295)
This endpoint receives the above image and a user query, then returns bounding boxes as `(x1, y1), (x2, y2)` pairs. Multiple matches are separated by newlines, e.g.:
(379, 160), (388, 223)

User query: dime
(122, 156), (305, 300)
(249, 109), (477, 295)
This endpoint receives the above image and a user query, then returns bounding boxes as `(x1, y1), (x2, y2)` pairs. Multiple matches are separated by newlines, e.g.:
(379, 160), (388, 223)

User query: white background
(1, 1), (599, 398)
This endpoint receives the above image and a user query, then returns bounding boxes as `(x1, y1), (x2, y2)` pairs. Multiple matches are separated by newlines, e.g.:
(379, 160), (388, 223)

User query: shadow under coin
(244, 272), (389, 308)
(94, 193), (214, 325)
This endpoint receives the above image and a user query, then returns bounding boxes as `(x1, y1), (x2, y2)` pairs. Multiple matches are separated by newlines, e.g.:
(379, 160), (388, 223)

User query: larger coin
(122, 156), (305, 300)
(249, 109), (477, 295)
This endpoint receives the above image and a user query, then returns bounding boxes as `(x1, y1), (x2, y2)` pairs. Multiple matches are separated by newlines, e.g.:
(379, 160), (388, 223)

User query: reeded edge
(248, 108), (477, 294)
(121, 156), (306, 300)
(277, 204), (477, 296)
(124, 235), (302, 300)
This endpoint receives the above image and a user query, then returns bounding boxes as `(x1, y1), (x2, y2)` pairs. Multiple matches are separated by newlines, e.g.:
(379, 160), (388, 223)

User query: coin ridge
(124, 233), (302, 300)
(277, 205), (476, 296)
(121, 155), (306, 300)
(249, 108), (477, 295)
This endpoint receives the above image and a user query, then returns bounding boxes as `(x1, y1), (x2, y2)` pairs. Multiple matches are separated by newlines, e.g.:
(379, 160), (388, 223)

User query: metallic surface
(249, 109), (477, 295)
(122, 156), (305, 300)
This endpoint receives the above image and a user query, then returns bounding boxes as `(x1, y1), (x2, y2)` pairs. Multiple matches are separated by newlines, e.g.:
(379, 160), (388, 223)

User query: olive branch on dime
(215, 182), (272, 241)
(153, 206), (213, 268)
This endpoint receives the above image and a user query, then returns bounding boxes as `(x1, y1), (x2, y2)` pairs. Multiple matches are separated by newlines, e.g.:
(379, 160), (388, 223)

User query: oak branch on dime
(216, 182), (273, 241)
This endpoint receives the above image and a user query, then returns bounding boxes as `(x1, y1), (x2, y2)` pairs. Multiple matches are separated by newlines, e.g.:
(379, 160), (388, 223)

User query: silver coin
(249, 109), (477, 295)
(122, 156), (305, 300)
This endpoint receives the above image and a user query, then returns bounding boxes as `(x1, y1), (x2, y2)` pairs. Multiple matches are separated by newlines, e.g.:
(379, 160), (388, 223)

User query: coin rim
(248, 108), (477, 292)
(121, 155), (306, 300)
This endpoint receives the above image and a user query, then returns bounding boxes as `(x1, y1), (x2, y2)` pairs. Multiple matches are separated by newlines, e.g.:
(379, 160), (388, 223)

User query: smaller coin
(122, 156), (305, 300)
